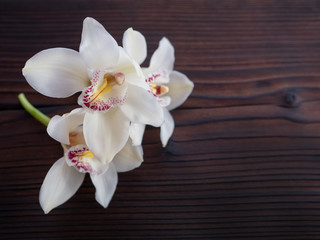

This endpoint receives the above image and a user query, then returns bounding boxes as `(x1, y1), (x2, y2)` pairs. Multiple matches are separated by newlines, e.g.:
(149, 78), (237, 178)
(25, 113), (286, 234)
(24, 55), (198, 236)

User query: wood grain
(2, 0), (320, 239)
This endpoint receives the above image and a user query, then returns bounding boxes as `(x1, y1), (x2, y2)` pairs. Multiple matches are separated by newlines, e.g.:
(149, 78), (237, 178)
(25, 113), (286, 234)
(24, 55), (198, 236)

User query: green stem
(18, 93), (50, 127)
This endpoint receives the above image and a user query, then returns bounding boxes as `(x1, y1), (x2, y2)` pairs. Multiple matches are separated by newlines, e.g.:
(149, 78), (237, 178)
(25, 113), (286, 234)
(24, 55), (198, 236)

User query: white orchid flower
(22, 17), (163, 164)
(123, 29), (194, 146)
(40, 108), (143, 214)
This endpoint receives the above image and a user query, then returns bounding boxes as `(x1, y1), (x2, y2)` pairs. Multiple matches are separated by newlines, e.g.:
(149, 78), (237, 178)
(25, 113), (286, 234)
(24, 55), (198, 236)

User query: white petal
(113, 139), (144, 172)
(80, 17), (119, 70)
(146, 37), (174, 75)
(129, 123), (146, 146)
(122, 28), (147, 65)
(120, 84), (164, 127)
(166, 71), (194, 111)
(22, 48), (89, 98)
(90, 162), (118, 208)
(117, 47), (147, 90)
(160, 108), (175, 147)
(83, 109), (130, 163)
(39, 157), (85, 214)
(47, 108), (86, 145)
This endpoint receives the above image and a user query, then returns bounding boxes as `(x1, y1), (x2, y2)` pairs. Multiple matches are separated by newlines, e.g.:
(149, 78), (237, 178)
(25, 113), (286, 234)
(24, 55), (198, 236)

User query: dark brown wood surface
(2, 0), (320, 239)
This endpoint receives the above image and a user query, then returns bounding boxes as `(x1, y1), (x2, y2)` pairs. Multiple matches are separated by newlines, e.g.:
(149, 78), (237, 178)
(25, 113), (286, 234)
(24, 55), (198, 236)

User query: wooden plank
(1, 0), (320, 239)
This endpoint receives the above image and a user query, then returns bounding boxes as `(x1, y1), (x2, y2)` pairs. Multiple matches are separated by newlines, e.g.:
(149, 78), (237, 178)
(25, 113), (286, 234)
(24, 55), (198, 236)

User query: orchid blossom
(22, 17), (163, 164)
(40, 108), (143, 214)
(123, 29), (194, 146)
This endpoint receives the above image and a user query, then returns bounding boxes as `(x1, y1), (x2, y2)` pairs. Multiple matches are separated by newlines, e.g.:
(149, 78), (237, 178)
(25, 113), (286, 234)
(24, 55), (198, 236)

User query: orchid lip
(145, 70), (170, 97)
(66, 145), (101, 175)
(80, 70), (128, 111)
(145, 73), (161, 83)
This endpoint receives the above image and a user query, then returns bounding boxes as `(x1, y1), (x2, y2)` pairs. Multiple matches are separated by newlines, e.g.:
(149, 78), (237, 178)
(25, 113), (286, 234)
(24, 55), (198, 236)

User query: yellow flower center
(145, 71), (170, 97)
(149, 83), (169, 97)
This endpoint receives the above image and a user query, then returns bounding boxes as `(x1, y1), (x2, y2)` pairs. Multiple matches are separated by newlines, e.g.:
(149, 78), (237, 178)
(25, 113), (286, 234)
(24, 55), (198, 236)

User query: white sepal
(166, 71), (194, 111)
(39, 157), (85, 214)
(113, 139), (144, 172)
(123, 28), (147, 65)
(22, 48), (89, 98)
(146, 37), (174, 75)
(90, 162), (118, 208)
(129, 123), (146, 146)
(80, 17), (119, 71)
(160, 108), (175, 147)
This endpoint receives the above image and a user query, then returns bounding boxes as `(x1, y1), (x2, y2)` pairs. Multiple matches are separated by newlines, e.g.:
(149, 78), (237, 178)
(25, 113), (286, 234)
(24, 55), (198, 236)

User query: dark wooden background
(2, 0), (320, 239)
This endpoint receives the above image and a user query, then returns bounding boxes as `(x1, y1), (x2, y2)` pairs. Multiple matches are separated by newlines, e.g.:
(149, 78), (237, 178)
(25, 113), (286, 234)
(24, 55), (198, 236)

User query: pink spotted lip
(145, 70), (169, 84)
(66, 145), (101, 175)
(79, 70), (128, 111)
(145, 70), (170, 103)
(145, 73), (161, 83)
